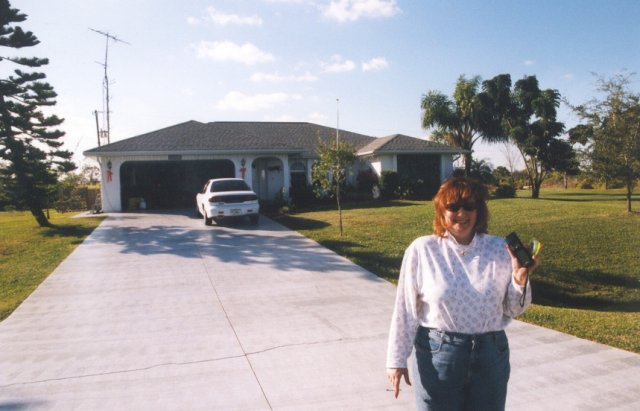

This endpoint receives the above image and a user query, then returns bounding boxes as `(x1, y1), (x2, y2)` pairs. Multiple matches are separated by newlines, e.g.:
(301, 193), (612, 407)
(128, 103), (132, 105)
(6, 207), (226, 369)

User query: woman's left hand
(505, 244), (540, 286)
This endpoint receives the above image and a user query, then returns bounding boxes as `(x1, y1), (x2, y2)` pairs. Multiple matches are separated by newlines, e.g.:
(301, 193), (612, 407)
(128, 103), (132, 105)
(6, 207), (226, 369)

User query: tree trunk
(531, 184), (540, 199)
(627, 183), (633, 213)
(336, 184), (343, 236)
(30, 207), (52, 227)
(464, 152), (472, 176)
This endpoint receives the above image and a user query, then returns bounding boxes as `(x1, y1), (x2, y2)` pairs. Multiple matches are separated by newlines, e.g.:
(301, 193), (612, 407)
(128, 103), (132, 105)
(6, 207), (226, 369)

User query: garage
(120, 160), (235, 210)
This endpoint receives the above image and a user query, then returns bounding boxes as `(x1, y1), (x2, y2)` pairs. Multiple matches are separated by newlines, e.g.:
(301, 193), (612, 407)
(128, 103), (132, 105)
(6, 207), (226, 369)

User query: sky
(7, 0), (640, 169)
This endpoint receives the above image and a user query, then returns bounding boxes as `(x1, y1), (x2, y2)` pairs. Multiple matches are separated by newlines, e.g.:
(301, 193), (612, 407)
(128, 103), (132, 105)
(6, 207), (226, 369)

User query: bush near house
(356, 168), (379, 195)
(379, 171), (400, 199)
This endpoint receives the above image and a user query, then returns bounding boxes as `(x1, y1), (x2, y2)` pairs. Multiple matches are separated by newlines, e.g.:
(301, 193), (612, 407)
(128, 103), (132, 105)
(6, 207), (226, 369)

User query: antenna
(90, 28), (130, 145)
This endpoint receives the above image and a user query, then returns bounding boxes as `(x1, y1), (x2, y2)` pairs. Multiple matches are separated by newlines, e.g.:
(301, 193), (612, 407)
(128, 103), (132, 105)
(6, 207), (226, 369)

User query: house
(83, 121), (464, 212)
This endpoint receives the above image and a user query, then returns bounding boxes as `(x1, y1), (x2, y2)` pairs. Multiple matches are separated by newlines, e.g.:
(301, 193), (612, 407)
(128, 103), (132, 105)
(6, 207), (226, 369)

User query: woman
(386, 177), (538, 411)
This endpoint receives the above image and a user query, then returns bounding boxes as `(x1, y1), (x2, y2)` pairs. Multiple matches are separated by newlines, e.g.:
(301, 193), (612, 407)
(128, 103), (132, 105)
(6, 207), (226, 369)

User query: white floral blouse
(386, 232), (531, 369)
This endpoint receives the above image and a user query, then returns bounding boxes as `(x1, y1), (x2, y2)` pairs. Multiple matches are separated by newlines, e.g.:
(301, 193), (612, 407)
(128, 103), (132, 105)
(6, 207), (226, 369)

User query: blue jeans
(412, 327), (510, 411)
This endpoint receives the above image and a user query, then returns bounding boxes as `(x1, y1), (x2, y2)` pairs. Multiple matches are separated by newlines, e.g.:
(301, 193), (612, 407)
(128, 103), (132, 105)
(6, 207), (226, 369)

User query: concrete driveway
(1, 210), (639, 410)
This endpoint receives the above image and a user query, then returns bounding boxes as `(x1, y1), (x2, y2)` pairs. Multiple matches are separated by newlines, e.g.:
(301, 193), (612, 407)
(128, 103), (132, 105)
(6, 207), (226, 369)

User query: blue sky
(10, 0), (640, 168)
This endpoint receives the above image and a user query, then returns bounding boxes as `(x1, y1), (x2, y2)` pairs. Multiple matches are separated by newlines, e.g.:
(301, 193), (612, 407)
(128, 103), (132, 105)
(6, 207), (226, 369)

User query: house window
(290, 162), (306, 187)
(290, 161), (309, 203)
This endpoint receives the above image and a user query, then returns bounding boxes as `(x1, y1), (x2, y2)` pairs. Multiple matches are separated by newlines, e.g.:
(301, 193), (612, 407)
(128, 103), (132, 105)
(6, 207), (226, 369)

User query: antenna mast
(90, 28), (130, 145)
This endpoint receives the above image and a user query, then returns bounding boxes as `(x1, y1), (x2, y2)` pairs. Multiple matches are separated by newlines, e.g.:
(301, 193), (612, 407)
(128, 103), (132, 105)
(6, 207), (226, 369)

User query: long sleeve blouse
(386, 232), (531, 369)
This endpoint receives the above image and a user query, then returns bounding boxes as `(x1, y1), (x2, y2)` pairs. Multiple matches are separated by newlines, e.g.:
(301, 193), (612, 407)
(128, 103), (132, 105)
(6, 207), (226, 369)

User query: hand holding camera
(505, 232), (542, 285)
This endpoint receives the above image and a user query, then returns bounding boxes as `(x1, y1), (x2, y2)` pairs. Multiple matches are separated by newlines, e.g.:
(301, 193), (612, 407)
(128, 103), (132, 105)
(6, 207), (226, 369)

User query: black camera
(505, 232), (535, 268)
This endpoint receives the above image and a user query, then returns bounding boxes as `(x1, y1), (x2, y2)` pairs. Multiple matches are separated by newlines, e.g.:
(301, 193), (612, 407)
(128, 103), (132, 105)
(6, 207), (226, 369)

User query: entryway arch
(251, 157), (284, 202)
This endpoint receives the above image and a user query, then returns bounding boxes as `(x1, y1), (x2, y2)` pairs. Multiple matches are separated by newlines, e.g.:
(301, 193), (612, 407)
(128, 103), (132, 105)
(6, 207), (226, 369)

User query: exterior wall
(369, 154), (397, 176)
(93, 151), (456, 212)
(440, 153), (455, 181)
(96, 154), (259, 212)
(98, 157), (123, 213)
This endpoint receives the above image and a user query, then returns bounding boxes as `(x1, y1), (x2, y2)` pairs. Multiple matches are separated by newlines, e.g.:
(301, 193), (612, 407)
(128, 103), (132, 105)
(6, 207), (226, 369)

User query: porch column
(237, 157), (255, 188)
(281, 155), (290, 200)
(98, 157), (123, 212)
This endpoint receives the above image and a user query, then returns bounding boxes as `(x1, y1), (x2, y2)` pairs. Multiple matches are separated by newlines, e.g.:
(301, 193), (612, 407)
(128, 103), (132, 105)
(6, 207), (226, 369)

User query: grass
(274, 188), (640, 353)
(0, 211), (105, 321)
(1, 190), (638, 353)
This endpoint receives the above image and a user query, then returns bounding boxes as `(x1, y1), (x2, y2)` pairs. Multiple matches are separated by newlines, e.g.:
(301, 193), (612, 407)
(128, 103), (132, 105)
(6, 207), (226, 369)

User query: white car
(196, 178), (260, 225)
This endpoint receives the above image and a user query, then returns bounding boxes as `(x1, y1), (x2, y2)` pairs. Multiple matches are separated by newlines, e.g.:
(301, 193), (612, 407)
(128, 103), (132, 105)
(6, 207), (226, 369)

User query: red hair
(432, 177), (489, 236)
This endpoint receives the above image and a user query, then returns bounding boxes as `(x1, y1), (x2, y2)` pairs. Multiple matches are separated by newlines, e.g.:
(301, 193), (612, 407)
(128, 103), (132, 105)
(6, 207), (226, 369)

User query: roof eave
(357, 149), (469, 156)
(83, 148), (307, 157)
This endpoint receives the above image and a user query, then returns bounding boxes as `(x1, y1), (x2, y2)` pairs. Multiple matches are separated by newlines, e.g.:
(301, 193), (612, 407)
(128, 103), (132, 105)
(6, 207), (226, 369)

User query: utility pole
(336, 98), (340, 145)
(90, 28), (130, 145)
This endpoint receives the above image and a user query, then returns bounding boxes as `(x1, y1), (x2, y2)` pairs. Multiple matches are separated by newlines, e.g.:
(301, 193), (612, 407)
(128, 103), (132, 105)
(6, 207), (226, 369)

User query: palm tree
(421, 74), (510, 175)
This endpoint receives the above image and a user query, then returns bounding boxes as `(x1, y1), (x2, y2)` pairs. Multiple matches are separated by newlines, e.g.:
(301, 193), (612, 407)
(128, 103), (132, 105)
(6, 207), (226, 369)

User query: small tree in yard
(0, 0), (75, 226)
(312, 138), (356, 236)
(569, 73), (640, 212)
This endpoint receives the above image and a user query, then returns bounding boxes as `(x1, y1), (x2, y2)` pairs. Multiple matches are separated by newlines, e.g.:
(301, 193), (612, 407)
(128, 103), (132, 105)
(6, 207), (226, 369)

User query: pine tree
(0, 0), (75, 226)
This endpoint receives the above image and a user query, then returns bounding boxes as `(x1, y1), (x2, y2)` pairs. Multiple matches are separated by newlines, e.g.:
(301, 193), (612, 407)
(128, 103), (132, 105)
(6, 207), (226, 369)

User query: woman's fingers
(387, 368), (411, 398)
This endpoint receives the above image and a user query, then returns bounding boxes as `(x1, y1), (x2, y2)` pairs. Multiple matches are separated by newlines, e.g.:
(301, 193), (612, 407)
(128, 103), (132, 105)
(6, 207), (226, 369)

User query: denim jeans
(412, 327), (510, 411)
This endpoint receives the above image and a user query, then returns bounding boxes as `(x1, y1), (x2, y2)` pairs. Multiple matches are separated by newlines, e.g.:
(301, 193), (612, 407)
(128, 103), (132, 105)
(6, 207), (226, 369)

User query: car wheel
(204, 212), (213, 226)
(249, 215), (259, 225)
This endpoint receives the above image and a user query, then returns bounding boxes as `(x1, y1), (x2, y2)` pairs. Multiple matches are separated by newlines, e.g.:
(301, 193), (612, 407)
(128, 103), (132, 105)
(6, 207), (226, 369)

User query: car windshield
(210, 180), (251, 192)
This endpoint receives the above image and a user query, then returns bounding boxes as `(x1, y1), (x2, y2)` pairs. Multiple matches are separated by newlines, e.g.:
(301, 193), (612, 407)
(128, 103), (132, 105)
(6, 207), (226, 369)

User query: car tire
(204, 212), (213, 226)
(249, 215), (259, 225)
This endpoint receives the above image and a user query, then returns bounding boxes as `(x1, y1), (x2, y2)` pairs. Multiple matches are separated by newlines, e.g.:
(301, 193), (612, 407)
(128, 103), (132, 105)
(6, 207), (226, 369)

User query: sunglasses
(445, 202), (477, 212)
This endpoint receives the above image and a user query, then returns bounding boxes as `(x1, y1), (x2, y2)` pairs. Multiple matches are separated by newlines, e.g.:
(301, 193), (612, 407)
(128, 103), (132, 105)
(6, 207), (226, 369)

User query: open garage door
(120, 160), (235, 210)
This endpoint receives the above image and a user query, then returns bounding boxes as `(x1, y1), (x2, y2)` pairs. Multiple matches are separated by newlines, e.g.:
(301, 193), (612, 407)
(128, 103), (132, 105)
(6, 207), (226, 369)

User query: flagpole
(336, 98), (340, 145)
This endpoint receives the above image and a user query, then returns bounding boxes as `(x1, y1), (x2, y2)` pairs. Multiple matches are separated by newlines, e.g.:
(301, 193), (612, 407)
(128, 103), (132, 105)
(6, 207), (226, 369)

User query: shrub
(578, 179), (595, 189)
(493, 184), (516, 198)
(356, 168), (378, 193)
(290, 183), (316, 207)
(379, 171), (400, 199)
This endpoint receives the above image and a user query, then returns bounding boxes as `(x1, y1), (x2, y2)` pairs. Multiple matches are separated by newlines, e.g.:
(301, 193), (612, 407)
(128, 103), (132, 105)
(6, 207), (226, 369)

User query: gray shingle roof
(83, 121), (463, 157)
(357, 134), (463, 155)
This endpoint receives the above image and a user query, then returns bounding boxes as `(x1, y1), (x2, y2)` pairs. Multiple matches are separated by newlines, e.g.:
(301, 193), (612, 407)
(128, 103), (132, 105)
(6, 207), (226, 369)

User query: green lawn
(274, 189), (640, 353)
(0, 211), (105, 321)
(1, 191), (638, 353)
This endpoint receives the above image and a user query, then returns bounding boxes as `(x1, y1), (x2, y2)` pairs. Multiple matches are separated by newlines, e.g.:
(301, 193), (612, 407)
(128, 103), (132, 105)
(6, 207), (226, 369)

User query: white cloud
(321, 54), (356, 73)
(563, 73), (574, 80)
(322, 0), (401, 22)
(188, 7), (262, 26)
(264, 0), (307, 3)
(523, 59), (536, 66)
(361, 57), (388, 72)
(250, 71), (318, 82)
(203, 7), (263, 26)
(216, 91), (302, 111)
(192, 41), (275, 65)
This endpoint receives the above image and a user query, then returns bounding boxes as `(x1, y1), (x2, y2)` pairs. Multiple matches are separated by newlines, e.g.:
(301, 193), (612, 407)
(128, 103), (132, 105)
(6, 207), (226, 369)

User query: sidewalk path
(0, 210), (638, 410)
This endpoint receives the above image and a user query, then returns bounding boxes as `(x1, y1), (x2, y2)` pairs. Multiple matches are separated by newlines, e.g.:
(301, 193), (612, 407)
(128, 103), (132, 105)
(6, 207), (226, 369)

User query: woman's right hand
(387, 368), (411, 398)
